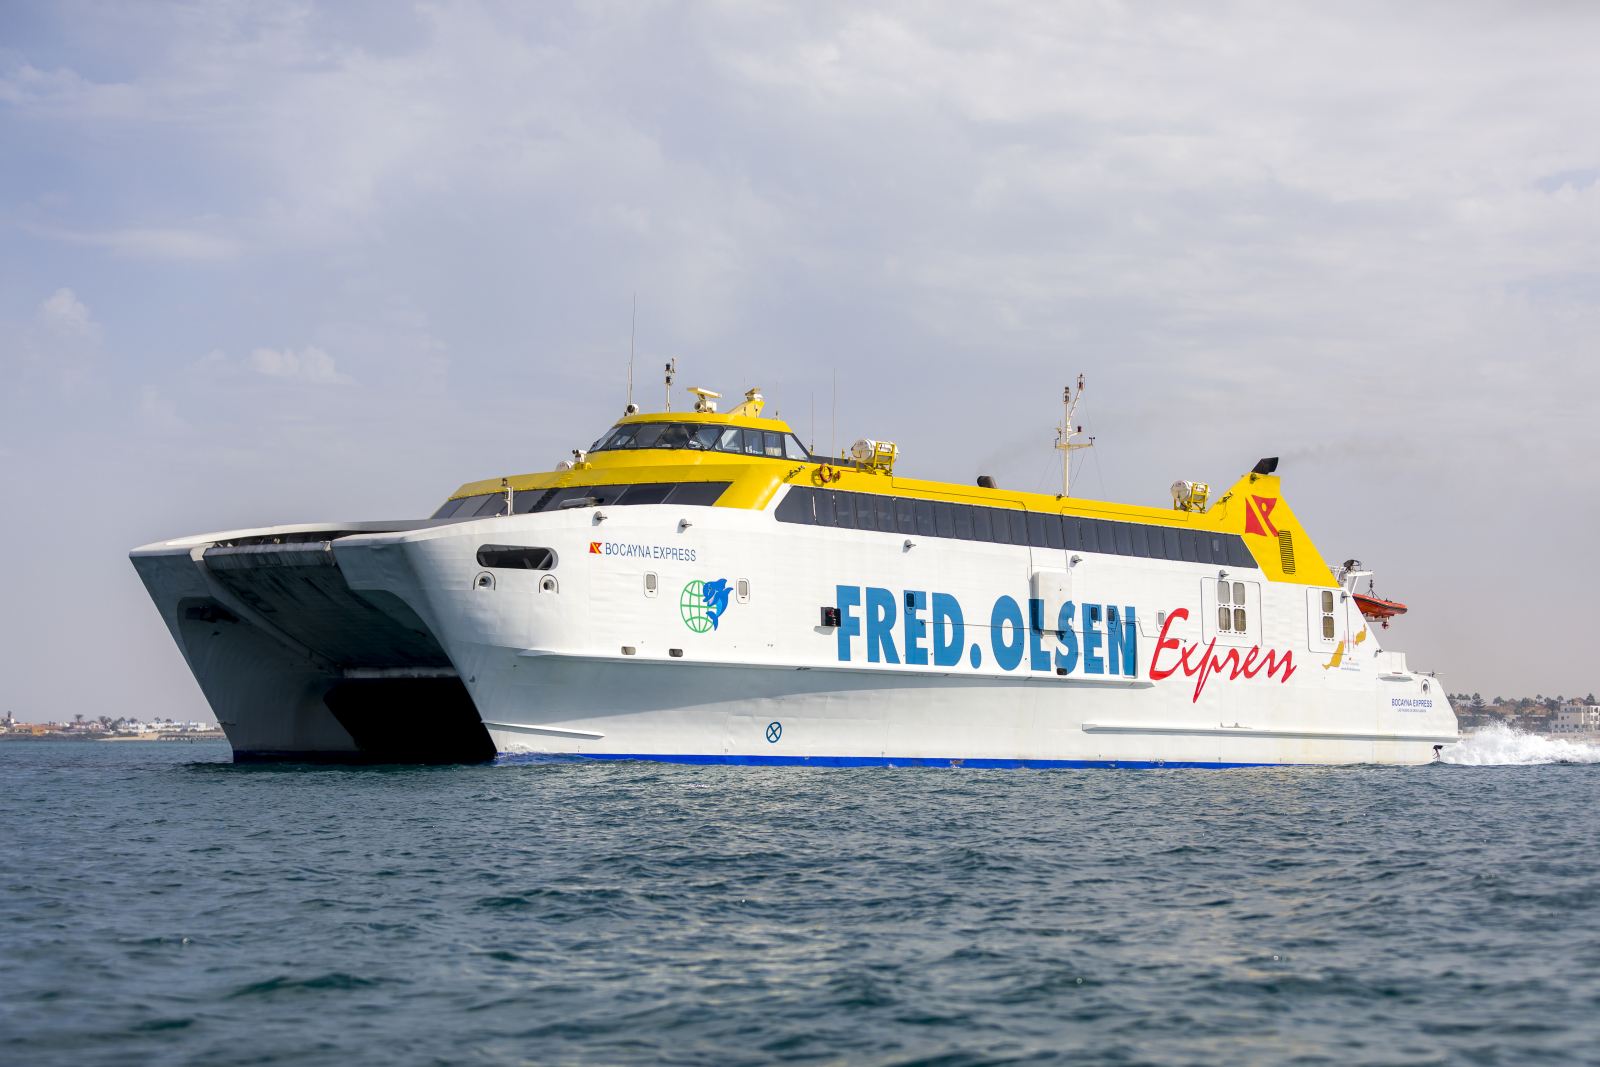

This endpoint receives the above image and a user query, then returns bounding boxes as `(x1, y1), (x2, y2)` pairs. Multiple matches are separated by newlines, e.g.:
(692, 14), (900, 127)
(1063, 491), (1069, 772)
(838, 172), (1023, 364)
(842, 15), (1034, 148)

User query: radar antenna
(1055, 374), (1095, 497)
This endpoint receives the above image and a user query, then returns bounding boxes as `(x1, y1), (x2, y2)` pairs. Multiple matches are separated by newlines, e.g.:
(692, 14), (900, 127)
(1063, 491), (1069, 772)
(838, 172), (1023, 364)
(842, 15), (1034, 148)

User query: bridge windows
(590, 421), (813, 460)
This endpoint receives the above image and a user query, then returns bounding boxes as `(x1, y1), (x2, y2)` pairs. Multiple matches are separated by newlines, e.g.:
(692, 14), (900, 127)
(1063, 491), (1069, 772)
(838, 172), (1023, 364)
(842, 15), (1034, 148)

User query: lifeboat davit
(1354, 592), (1408, 627)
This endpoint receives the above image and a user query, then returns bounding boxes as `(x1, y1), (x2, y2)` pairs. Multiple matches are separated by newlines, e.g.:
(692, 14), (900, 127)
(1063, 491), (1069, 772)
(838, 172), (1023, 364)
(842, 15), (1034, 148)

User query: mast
(626, 294), (636, 413)
(1055, 374), (1094, 497)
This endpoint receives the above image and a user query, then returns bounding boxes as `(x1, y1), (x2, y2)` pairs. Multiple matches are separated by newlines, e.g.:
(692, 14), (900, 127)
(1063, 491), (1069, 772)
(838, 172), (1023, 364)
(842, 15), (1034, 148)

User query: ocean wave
(1441, 722), (1600, 766)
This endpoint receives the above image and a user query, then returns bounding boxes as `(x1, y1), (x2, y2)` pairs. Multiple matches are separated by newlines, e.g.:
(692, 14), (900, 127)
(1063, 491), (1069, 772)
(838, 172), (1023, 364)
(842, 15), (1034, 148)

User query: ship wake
(1441, 722), (1600, 766)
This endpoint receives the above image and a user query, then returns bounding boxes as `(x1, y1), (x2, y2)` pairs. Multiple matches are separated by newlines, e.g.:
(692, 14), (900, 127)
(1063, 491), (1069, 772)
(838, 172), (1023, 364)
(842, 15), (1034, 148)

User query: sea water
(3, 729), (1598, 1066)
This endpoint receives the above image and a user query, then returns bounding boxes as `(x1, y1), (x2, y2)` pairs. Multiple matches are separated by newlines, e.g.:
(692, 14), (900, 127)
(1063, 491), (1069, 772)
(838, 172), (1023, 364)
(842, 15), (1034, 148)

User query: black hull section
(318, 677), (496, 764)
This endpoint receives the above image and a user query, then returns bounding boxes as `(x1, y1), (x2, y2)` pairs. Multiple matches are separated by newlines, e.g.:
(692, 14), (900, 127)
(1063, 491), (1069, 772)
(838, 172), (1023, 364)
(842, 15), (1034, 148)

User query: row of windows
(434, 481), (731, 520)
(590, 421), (813, 461)
(775, 486), (1257, 568)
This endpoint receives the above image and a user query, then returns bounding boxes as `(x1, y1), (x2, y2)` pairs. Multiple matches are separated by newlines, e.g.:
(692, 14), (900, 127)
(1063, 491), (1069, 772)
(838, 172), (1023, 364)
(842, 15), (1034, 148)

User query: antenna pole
(627, 294), (636, 411)
(1055, 373), (1093, 497)
(664, 358), (676, 412)
(830, 369), (837, 460)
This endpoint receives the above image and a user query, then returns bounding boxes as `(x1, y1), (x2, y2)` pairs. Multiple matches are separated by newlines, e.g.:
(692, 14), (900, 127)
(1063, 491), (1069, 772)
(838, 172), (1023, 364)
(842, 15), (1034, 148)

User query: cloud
(138, 385), (184, 432)
(22, 223), (242, 261)
(1, 288), (102, 388)
(36, 287), (98, 339)
(247, 345), (348, 384)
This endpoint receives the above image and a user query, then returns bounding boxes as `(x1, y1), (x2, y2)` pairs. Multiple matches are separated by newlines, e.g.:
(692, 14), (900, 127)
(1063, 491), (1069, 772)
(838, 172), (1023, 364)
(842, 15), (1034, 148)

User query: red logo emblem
(1244, 495), (1279, 538)
(589, 542), (602, 554)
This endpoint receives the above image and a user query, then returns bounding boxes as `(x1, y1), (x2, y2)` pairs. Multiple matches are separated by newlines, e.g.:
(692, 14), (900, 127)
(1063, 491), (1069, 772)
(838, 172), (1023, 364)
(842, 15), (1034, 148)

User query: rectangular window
(716, 427), (744, 453)
(597, 425), (636, 450)
(630, 423), (666, 448)
(784, 435), (811, 461)
(763, 431), (785, 458)
(616, 483), (673, 505)
(953, 504), (974, 540)
(833, 492), (857, 530)
(1045, 514), (1064, 550)
(896, 498), (917, 535)
(1226, 536), (1256, 568)
(1113, 522), (1134, 556)
(664, 482), (730, 506)
(991, 509), (1011, 544)
(743, 432), (764, 456)
(853, 494), (877, 531)
(814, 490), (837, 527)
(1218, 580), (1248, 634)
(915, 500), (937, 537)
(1079, 519), (1099, 554)
(1010, 511), (1030, 545)
(973, 507), (993, 542)
(474, 495), (510, 517)
(515, 488), (557, 514)
(934, 502), (956, 538)
(775, 487), (814, 524)
(1027, 513), (1049, 548)
(875, 496), (896, 532)
(1128, 524), (1150, 558)
(833, 491), (854, 529)
(686, 425), (722, 451)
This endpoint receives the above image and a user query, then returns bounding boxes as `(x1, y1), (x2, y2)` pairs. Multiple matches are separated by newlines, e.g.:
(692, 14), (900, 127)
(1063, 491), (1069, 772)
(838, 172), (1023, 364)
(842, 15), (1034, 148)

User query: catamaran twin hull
(131, 448), (1457, 767)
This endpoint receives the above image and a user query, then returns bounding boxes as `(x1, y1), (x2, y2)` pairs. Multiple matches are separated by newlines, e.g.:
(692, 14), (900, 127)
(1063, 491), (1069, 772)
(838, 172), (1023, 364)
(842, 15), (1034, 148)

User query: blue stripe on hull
(494, 751), (1277, 769)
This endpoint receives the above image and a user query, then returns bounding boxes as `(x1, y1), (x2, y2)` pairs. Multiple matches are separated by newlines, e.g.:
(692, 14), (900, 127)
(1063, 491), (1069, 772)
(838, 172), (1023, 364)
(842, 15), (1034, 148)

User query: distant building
(1553, 703), (1600, 737)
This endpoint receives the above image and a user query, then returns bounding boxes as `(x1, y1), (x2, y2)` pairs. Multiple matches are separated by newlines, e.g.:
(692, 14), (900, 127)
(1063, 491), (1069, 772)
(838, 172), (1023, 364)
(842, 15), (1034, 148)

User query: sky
(2, 0), (1597, 721)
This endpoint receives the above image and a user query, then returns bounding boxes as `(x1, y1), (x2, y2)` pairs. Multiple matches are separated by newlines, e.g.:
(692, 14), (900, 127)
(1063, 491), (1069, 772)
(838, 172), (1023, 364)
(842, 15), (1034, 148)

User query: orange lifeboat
(1354, 592), (1408, 627)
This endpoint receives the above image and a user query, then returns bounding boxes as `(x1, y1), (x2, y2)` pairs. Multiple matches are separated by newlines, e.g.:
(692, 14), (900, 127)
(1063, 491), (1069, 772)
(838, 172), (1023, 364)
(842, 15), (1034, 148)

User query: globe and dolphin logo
(680, 578), (734, 633)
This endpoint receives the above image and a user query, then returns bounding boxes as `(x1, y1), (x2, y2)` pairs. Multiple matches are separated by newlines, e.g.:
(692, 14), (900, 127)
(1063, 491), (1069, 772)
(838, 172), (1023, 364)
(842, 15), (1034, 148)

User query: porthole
(539, 575), (559, 594)
(474, 571), (495, 591)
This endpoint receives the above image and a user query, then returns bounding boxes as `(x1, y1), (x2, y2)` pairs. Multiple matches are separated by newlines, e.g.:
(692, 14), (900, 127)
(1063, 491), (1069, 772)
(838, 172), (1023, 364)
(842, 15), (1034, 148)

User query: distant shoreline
(0, 731), (226, 743)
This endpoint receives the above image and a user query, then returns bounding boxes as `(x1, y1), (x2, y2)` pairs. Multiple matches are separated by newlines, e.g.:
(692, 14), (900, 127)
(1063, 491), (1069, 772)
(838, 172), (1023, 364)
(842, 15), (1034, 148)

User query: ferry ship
(130, 377), (1458, 766)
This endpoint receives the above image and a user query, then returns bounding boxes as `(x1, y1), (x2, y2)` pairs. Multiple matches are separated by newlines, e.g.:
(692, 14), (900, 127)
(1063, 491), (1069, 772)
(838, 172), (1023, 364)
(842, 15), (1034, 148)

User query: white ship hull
(132, 490), (1458, 767)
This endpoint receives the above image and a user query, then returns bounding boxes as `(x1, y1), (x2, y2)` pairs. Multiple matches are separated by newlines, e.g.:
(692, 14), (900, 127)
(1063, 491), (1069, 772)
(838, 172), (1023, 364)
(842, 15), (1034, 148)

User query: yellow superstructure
(445, 403), (1335, 588)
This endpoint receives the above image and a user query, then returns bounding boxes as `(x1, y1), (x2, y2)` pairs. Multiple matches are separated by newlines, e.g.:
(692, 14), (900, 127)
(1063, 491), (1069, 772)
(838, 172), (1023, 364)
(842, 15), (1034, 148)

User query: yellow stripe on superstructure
(444, 412), (1337, 587)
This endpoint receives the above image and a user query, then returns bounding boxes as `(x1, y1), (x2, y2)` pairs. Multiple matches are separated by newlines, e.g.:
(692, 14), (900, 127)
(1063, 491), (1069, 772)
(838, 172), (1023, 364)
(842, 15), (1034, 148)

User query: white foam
(1440, 721), (1600, 766)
